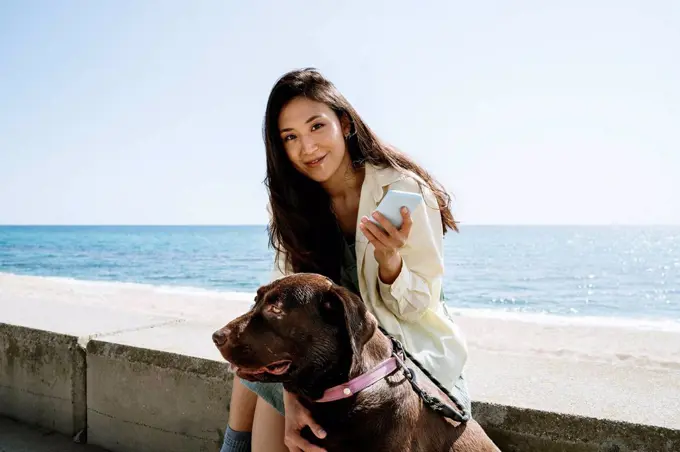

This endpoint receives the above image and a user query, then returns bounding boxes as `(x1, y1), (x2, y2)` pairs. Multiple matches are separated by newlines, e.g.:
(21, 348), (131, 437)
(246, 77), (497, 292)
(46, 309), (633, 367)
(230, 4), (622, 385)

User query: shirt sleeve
(376, 180), (446, 322)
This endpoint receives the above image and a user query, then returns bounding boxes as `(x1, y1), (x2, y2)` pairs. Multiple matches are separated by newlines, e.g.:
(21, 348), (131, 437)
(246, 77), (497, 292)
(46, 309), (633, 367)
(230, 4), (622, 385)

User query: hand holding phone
(360, 189), (423, 282)
(369, 189), (423, 229)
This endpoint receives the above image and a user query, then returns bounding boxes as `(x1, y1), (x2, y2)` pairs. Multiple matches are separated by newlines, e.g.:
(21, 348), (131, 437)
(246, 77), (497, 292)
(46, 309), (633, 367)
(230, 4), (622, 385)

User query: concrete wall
(0, 319), (234, 452)
(0, 324), (85, 437)
(2, 291), (679, 452)
(4, 320), (679, 452)
(473, 402), (680, 452)
(0, 295), (192, 443)
(85, 320), (234, 452)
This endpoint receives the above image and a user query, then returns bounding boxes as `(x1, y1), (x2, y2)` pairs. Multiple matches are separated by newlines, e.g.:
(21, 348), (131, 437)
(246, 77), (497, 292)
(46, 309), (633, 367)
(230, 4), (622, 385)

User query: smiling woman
(278, 97), (352, 184)
(219, 68), (471, 452)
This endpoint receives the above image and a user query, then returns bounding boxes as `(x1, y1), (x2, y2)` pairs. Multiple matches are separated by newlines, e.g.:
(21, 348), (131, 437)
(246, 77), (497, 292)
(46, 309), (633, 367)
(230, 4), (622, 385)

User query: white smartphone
(369, 189), (424, 229)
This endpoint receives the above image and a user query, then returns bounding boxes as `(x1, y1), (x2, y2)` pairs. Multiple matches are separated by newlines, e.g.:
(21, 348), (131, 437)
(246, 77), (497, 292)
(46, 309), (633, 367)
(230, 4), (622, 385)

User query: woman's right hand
(283, 389), (327, 452)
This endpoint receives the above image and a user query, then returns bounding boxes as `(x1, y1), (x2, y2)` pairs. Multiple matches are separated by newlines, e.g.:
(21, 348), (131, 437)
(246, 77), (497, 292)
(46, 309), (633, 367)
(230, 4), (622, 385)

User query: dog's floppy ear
(324, 284), (376, 361)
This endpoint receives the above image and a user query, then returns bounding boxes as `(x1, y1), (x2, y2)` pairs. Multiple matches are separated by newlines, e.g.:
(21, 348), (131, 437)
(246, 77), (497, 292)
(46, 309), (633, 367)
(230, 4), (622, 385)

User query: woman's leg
(220, 378), (258, 452)
(222, 377), (286, 452)
(228, 378), (259, 431)
(252, 396), (288, 452)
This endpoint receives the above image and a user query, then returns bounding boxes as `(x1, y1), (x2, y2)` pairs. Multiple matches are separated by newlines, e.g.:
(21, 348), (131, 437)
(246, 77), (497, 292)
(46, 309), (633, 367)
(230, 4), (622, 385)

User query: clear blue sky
(1, 0), (678, 225)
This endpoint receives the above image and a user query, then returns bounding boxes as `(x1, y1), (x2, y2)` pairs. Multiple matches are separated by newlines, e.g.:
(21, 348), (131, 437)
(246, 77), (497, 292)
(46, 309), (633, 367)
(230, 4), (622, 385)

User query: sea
(1, 225), (679, 327)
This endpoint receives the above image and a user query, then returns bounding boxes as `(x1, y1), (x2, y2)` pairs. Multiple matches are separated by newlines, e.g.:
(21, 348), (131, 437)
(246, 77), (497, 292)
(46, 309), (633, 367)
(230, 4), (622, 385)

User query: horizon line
(1, 223), (679, 227)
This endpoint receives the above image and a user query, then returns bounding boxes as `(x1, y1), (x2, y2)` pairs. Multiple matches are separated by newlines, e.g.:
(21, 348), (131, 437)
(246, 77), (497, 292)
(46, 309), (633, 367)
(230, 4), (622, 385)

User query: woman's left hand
(359, 207), (413, 284)
(282, 389), (327, 452)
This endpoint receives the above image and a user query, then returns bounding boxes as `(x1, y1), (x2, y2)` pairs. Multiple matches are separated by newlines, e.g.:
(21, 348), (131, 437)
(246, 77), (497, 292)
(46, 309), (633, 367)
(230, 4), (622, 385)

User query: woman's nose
(300, 134), (319, 154)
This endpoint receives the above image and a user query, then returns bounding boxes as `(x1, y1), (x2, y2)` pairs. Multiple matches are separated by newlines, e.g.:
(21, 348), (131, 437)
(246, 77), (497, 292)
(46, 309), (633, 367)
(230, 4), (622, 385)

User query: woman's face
(278, 96), (351, 184)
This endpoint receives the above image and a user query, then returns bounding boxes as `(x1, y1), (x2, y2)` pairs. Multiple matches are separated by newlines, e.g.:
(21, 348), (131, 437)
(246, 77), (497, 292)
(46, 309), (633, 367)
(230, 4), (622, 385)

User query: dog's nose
(212, 329), (228, 346)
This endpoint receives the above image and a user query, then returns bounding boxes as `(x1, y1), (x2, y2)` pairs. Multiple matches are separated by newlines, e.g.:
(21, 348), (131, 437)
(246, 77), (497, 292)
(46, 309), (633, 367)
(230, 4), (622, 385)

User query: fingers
(308, 420), (327, 440)
(305, 440), (327, 452)
(360, 208), (411, 250)
(282, 389), (328, 452)
(285, 436), (325, 452)
(284, 431), (327, 452)
(400, 207), (413, 237)
(295, 400), (327, 440)
(372, 211), (401, 238)
(360, 220), (390, 251)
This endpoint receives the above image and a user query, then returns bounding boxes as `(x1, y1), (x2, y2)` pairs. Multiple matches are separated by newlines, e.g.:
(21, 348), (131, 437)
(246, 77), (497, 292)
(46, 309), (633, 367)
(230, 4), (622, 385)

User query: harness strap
(379, 325), (470, 423)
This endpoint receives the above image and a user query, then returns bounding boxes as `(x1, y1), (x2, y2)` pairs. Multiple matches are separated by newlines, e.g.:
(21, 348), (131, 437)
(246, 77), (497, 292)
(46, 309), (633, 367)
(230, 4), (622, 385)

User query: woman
(221, 68), (470, 452)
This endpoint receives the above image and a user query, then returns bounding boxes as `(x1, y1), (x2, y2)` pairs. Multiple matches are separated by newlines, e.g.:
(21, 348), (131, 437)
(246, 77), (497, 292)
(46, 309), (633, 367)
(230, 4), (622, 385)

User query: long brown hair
(263, 68), (458, 282)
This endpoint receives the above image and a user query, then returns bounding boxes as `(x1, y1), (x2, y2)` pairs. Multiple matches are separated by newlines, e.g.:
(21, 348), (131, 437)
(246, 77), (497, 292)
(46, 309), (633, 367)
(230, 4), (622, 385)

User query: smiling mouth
(232, 360), (292, 378)
(304, 154), (327, 167)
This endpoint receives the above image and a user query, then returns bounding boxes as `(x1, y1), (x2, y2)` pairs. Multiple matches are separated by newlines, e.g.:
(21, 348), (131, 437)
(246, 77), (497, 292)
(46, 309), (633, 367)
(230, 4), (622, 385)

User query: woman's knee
(227, 378), (259, 431)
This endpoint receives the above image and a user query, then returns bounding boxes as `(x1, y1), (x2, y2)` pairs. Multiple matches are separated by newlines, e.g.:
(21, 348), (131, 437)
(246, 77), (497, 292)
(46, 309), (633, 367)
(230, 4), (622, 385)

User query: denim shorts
(240, 378), (286, 415)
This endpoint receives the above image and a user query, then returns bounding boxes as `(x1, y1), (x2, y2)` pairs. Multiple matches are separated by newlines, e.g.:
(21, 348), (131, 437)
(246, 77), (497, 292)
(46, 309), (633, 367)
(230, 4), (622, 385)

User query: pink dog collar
(314, 357), (399, 403)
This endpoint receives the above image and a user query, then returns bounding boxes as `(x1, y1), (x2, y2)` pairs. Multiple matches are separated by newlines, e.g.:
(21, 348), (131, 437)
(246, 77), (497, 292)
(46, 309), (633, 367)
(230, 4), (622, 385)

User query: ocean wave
(0, 271), (254, 301)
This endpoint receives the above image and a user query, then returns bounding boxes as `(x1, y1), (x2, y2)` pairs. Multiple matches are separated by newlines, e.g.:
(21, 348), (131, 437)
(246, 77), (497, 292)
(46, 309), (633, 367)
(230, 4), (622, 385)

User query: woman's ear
(340, 112), (352, 137)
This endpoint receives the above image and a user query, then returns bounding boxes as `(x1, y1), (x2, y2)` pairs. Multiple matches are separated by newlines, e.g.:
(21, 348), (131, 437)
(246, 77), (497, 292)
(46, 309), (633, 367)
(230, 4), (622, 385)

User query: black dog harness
(379, 325), (471, 423)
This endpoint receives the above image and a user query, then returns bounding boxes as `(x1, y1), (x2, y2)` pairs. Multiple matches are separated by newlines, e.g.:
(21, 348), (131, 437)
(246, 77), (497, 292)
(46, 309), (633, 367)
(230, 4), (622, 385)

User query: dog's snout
(212, 329), (228, 346)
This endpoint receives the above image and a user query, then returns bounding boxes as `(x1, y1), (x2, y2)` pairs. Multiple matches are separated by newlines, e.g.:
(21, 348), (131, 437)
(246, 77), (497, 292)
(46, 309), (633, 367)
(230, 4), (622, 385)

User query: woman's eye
(311, 123), (324, 131)
(283, 134), (296, 142)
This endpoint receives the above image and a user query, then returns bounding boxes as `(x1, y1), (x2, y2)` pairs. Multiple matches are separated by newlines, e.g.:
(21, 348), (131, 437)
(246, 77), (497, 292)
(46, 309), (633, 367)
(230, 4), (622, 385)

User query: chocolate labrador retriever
(212, 273), (500, 452)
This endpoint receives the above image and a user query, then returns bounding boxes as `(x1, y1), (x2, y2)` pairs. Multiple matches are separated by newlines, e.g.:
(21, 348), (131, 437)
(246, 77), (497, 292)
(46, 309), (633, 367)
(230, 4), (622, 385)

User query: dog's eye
(269, 305), (282, 316)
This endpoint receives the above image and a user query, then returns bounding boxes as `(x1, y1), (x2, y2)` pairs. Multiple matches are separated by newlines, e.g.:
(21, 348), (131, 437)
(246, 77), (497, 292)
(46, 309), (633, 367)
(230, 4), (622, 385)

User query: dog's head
(212, 273), (376, 385)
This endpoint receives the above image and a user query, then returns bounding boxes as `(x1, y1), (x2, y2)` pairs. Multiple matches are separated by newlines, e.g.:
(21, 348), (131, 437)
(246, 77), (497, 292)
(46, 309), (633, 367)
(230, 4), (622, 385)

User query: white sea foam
(0, 271), (253, 300)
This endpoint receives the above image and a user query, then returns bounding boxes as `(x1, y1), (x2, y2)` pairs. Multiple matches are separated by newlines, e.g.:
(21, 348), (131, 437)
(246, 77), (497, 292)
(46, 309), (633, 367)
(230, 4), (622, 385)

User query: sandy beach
(1, 272), (679, 429)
